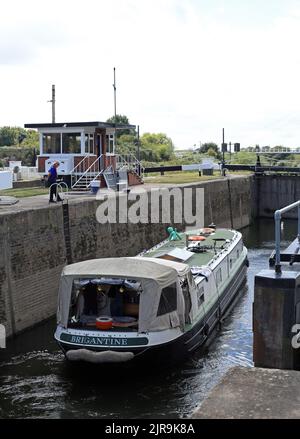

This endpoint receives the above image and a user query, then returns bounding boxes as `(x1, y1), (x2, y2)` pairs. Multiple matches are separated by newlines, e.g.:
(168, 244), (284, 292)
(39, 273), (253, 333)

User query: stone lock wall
(0, 175), (256, 337)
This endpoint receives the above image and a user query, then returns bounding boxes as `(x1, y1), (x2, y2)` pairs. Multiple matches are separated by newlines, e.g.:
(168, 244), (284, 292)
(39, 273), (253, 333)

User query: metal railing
(49, 182), (69, 201)
(116, 153), (144, 178)
(70, 155), (98, 188)
(274, 200), (300, 273)
(72, 155), (104, 189)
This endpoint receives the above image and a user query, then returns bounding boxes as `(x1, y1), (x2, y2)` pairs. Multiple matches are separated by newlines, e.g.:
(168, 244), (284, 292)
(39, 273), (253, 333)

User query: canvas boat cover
(57, 257), (190, 332)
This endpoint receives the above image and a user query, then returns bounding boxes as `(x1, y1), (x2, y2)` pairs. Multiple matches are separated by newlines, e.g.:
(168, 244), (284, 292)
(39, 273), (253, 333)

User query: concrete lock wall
(256, 175), (300, 218)
(0, 175), (255, 337)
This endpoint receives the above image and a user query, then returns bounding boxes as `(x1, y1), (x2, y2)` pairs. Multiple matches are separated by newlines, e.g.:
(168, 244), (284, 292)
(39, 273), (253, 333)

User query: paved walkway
(192, 366), (300, 419)
(0, 175), (244, 217)
(0, 192), (96, 216)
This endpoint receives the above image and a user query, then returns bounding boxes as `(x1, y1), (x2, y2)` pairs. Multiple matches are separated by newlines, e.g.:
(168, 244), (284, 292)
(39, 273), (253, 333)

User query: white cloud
(1, 0), (300, 148)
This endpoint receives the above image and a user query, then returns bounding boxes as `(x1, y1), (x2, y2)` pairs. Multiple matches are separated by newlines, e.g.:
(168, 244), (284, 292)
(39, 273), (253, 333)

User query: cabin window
(216, 268), (222, 285)
(62, 133), (81, 154)
(43, 133), (61, 154)
(106, 134), (115, 154)
(229, 259), (233, 270)
(197, 286), (205, 308)
(85, 134), (95, 154)
(181, 278), (192, 323)
(157, 283), (177, 316)
(237, 249), (240, 259)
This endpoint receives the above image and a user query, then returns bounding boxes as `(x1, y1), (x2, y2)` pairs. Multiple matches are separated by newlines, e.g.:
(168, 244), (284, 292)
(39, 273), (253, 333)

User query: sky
(1, 0), (300, 149)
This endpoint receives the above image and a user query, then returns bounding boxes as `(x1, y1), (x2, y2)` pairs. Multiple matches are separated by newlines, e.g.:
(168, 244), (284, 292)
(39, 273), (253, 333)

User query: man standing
(48, 161), (62, 203)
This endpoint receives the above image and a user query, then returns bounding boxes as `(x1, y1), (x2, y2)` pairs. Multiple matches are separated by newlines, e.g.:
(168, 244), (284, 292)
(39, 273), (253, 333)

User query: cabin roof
(61, 256), (189, 286)
(24, 121), (136, 130)
(144, 229), (237, 267)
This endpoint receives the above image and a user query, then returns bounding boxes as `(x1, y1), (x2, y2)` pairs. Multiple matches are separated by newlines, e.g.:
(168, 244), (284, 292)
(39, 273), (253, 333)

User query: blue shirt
(48, 166), (57, 184)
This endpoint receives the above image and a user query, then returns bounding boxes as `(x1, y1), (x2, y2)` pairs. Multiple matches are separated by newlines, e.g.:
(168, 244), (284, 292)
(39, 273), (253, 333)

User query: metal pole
(137, 124), (140, 156)
(113, 67), (117, 153)
(298, 205), (300, 242)
(52, 85), (55, 123)
(275, 210), (281, 273)
(222, 128), (225, 162)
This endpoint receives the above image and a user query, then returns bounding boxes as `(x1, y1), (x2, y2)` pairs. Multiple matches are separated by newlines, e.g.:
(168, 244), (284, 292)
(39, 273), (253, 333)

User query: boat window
(157, 283), (177, 316)
(237, 249), (240, 259)
(197, 286), (205, 307)
(216, 268), (222, 285)
(229, 259), (233, 270)
(62, 133), (81, 154)
(181, 278), (192, 324)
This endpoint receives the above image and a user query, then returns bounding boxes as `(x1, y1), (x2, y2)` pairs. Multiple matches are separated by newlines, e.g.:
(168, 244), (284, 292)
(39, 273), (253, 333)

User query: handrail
(49, 182), (69, 201)
(72, 155), (104, 189)
(274, 200), (300, 273)
(70, 154), (96, 187)
(70, 155), (91, 174)
(116, 153), (145, 178)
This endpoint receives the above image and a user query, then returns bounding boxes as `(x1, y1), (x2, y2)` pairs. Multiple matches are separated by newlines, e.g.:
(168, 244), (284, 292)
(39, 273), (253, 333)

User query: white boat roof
(61, 256), (189, 286)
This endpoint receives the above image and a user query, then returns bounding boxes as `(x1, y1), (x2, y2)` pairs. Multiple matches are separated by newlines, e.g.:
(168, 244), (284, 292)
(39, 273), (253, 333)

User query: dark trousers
(49, 183), (62, 201)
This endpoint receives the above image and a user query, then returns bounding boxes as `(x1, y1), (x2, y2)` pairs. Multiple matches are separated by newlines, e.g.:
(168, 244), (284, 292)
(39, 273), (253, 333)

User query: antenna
(113, 68), (117, 153)
(47, 85), (56, 123)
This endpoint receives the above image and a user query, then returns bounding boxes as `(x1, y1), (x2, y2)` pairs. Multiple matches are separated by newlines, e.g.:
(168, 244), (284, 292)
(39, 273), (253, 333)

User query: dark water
(0, 219), (298, 419)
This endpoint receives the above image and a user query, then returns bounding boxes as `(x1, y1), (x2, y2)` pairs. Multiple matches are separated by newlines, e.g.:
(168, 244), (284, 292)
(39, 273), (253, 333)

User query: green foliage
(229, 151), (257, 164)
(22, 129), (39, 148)
(198, 142), (222, 160)
(0, 147), (39, 166)
(106, 114), (134, 137)
(107, 114), (176, 162)
(0, 127), (22, 146)
(140, 133), (174, 161)
(0, 126), (39, 148)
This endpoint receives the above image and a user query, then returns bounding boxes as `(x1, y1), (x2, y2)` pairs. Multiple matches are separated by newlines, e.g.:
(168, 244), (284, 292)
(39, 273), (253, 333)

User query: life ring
(188, 236), (206, 241)
(96, 316), (113, 330)
(199, 227), (215, 235)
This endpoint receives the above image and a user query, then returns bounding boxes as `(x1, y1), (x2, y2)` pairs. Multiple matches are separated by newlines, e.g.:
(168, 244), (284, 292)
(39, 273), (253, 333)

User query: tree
(106, 114), (135, 137)
(0, 127), (22, 146)
(0, 126), (39, 147)
(140, 133), (174, 161)
(207, 147), (218, 158)
(23, 129), (39, 148)
(198, 142), (221, 160)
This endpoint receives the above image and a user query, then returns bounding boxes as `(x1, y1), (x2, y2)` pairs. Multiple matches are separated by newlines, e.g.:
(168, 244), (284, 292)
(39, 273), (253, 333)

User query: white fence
(0, 171), (13, 190)
(3, 166), (39, 181)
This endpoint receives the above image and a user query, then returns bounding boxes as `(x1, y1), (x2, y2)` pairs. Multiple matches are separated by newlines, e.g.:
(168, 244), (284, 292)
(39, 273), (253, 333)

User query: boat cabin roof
(57, 257), (189, 331)
(61, 256), (189, 287)
(144, 229), (237, 267)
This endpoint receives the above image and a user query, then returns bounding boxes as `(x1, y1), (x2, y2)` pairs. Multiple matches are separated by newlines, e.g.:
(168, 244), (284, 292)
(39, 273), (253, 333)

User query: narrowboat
(54, 227), (248, 364)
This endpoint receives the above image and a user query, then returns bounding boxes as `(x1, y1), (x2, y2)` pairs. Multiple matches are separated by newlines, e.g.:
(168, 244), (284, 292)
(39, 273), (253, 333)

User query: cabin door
(96, 134), (102, 157)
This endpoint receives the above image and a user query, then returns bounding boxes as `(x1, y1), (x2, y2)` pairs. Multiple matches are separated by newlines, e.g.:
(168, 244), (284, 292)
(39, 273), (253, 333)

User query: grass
(143, 170), (223, 184)
(0, 187), (49, 198)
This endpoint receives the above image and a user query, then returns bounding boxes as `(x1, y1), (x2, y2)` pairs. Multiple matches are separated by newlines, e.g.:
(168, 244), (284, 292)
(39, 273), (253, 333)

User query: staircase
(103, 166), (118, 190)
(71, 155), (104, 191)
(116, 153), (144, 183)
(70, 153), (144, 192)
